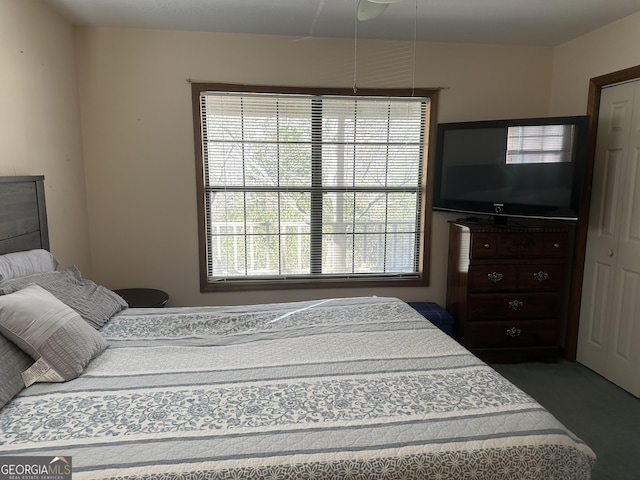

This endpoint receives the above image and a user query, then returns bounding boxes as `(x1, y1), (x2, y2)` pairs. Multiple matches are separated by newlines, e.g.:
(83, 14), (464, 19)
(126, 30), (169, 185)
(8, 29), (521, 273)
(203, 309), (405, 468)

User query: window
(192, 84), (437, 291)
(506, 124), (575, 164)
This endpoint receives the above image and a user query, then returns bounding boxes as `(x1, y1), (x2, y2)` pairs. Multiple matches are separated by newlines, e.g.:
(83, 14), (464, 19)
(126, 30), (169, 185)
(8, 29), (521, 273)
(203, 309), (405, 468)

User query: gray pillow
(0, 284), (108, 387)
(0, 332), (33, 408)
(0, 266), (128, 329)
(0, 249), (58, 281)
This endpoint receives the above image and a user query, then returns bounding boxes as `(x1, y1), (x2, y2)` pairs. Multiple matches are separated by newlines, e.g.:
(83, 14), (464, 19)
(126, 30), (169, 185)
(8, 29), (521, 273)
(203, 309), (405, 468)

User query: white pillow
(0, 266), (128, 329)
(0, 284), (108, 386)
(0, 249), (58, 281)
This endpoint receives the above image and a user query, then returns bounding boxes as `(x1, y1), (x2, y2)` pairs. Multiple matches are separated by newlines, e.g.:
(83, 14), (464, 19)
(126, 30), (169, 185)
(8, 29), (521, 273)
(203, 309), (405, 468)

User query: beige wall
(4, 2), (639, 309)
(75, 27), (554, 306)
(4, 1), (639, 310)
(550, 12), (640, 116)
(0, 0), (91, 273)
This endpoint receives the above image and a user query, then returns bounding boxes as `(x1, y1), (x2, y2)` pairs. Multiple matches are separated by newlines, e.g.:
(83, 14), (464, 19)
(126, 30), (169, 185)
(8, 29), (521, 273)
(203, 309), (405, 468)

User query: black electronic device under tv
(432, 115), (589, 224)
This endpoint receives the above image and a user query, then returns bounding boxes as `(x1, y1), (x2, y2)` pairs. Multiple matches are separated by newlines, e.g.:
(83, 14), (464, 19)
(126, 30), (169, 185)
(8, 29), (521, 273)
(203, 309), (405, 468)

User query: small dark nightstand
(114, 288), (169, 308)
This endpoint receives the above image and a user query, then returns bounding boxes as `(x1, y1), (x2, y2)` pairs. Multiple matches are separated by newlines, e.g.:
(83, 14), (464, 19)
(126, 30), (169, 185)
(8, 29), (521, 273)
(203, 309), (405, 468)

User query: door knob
(608, 249), (614, 257)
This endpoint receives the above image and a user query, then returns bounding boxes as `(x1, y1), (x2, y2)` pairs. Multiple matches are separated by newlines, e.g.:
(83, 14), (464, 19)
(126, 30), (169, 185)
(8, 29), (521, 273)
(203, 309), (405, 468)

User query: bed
(0, 176), (596, 479)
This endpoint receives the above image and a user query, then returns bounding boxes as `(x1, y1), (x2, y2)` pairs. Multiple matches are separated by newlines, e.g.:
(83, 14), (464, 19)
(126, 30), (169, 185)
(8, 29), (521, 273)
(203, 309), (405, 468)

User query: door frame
(565, 64), (640, 360)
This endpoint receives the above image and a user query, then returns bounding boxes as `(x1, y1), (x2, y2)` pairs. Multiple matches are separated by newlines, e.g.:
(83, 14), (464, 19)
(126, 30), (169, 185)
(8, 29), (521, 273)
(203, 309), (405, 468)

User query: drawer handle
(506, 327), (522, 337)
(487, 272), (503, 283)
(483, 243), (491, 249)
(553, 243), (560, 249)
(508, 300), (524, 310)
(533, 271), (549, 282)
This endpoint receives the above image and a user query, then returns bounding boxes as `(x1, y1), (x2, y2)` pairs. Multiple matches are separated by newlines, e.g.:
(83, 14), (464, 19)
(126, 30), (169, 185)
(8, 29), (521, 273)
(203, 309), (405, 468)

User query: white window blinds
(506, 124), (575, 164)
(199, 91), (428, 281)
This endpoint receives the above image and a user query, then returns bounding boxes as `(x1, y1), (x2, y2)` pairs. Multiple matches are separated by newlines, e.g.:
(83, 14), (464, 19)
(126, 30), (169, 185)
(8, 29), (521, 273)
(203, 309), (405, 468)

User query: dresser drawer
(498, 233), (544, 257)
(470, 234), (500, 258)
(467, 292), (561, 321)
(470, 232), (567, 260)
(471, 233), (545, 259)
(517, 264), (565, 290)
(464, 320), (558, 348)
(468, 265), (517, 291)
(468, 264), (564, 292)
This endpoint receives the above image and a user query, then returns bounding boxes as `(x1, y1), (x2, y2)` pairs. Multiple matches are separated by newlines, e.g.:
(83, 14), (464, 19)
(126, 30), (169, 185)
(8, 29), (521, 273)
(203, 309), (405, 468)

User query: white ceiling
(43, 0), (640, 47)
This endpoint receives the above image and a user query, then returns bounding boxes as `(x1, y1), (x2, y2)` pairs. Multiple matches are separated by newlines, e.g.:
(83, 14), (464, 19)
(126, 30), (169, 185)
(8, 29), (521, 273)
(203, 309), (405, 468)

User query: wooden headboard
(0, 176), (49, 255)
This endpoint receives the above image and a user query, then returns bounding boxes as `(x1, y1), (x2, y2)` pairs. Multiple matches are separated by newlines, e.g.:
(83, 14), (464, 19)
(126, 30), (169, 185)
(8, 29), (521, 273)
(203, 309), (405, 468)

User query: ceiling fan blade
(357, 0), (390, 21)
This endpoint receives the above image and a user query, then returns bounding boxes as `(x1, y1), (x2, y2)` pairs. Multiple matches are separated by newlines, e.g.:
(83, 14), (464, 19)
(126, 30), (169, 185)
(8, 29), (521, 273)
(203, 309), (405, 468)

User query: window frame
(191, 83), (439, 292)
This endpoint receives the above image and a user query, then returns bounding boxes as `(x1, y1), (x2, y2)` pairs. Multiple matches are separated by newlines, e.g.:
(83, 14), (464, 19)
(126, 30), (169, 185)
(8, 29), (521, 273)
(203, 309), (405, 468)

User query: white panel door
(577, 79), (640, 397)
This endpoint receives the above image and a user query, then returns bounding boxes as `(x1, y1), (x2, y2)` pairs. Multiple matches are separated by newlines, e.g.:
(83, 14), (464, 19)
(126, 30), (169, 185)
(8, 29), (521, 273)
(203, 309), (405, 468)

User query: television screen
(432, 116), (589, 222)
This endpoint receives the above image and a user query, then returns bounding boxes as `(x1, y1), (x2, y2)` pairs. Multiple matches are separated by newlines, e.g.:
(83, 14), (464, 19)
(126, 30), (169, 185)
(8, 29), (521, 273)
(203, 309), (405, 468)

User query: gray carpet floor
(491, 361), (640, 480)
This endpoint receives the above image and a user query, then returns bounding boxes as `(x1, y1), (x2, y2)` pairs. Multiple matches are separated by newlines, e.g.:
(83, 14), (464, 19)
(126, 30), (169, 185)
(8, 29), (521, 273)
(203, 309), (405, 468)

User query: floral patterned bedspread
(0, 297), (595, 479)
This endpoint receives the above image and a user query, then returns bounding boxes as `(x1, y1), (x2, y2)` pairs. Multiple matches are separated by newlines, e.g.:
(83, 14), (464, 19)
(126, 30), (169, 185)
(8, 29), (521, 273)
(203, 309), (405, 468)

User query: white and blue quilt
(0, 296), (596, 479)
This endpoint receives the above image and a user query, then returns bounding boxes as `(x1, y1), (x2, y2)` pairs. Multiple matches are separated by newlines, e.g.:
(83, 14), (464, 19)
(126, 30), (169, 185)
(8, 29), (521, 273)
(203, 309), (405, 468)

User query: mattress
(0, 296), (596, 479)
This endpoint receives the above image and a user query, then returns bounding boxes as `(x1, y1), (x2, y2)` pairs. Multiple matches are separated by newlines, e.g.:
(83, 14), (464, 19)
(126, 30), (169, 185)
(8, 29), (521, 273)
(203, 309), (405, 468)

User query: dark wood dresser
(446, 220), (573, 362)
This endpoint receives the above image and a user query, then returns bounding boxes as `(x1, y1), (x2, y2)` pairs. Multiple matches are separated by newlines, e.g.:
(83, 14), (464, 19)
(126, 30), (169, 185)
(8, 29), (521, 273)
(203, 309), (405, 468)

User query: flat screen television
(432, 115), (589, 223)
